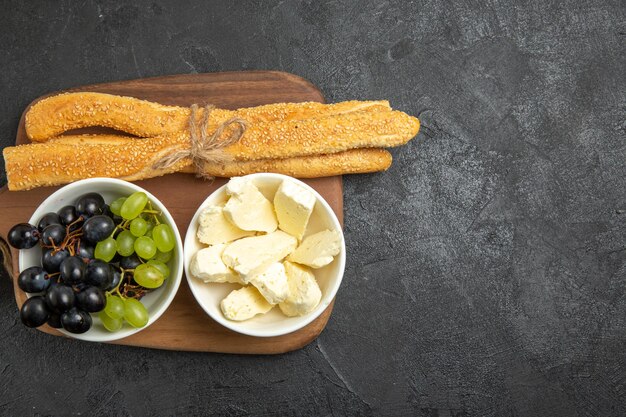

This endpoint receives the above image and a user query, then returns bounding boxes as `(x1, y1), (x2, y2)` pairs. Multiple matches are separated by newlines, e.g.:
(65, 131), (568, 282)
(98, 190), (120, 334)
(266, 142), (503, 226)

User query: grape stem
(66, 229), (83, 240)
(138, 209), (161, 225)
(109, 269), (127, 298)
(108, 267), (151, 301)
(143, 201), (162, 225)
(46, 228), (83, 256)
(122, 284), (148, 299)
(109, 219), (131, 239)
(66, 216), (84, 233)
(43, 236), (58, 251)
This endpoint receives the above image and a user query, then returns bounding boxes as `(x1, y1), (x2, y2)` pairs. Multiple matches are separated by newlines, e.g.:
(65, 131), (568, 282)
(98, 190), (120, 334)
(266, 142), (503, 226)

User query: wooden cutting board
(0, 71), (343, 354)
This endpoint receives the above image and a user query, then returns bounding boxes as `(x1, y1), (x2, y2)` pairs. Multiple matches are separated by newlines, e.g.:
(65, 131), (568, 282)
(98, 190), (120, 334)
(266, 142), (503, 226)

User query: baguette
(4, 135), (392, 190)
(186, 148), (392, 178)
(203, 109), (419, 161)
(4, 135), (191, 191)
(25, 92), (392, 141)
(35, 108), (418, 162)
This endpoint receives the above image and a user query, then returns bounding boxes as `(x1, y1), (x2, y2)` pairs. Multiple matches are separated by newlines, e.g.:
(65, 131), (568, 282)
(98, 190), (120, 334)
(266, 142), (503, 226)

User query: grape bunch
(9, 191), (176, 334)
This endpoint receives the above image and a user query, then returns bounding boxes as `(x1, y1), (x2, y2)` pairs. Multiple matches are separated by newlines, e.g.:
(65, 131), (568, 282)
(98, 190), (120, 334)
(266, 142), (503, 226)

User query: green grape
(153, 250), (173, 263)
(116, 230), (135, 257)
(134, 263), (165, 288)
(134, 236), (157, 259)
(100, 312), (123, 332)
(124, 298), (149, 328)
(152, 224), (176, 252)
(109, 197), (127, 216)
(120, 191), (148, 220)
(95, 237), (117, 262)
(104, 295), (125, 320)
(147, 260), (170, 279)
(129, 218), (148, 237)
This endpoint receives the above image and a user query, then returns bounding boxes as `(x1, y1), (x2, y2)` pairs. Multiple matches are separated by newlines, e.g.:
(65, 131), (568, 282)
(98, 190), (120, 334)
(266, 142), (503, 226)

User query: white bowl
(184, 173), (345, 337)
(18, 178), (184, 342)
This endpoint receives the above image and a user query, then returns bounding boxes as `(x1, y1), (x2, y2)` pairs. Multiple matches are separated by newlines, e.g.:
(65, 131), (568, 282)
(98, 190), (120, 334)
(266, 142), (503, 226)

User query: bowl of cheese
(183, 173), (345, 337)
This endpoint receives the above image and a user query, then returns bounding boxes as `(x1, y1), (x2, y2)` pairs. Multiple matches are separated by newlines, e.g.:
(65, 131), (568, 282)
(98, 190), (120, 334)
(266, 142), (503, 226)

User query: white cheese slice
(222, 230), (297, 282)
(196, 205), (254, 245)
(274, 180), (316, 240)
(223, 177), (277, 233)
(288, 229), (342, 268)
(220, 286), (273, 321)
(279, 261), (322, 317)
(249, 262), (289, 304)
(190, 244), (243, 284)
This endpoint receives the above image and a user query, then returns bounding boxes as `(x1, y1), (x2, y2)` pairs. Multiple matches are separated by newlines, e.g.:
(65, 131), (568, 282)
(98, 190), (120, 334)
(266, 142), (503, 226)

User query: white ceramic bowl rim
(184, 173), (346, 338)
(19, 177), (184, 342)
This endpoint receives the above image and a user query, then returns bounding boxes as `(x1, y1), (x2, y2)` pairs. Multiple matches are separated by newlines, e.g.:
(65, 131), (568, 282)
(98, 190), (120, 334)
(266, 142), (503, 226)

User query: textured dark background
(1, 0), (625, 416)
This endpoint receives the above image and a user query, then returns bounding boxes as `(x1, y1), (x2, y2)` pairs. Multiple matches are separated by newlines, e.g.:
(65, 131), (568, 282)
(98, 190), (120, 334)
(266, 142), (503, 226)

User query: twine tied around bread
(152, 104), (248, 179)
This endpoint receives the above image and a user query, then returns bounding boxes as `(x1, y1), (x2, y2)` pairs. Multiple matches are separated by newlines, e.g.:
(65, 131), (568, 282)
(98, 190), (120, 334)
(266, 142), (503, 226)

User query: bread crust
(3, 135), (190, 190)
(218, 110), (419, 161)
(186, 148), (393, 178)
(4, 134), (393, 190)
(25, 92), (392, 141)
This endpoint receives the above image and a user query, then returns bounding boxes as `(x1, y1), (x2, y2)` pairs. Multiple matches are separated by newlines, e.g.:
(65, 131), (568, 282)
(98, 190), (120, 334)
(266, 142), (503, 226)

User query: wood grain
(0, 71), (343, 354)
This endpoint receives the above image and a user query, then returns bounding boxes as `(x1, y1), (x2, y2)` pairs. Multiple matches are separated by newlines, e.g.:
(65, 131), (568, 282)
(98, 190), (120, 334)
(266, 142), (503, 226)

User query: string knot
(152, 104), (247, 179)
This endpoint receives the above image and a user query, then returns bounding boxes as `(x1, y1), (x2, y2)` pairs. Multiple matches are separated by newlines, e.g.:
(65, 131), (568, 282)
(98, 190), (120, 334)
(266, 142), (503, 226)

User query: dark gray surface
(1, 0), (625, 416)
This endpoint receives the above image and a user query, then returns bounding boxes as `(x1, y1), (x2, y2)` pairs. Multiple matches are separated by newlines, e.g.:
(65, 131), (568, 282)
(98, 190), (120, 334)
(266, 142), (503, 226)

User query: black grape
(8, 223), (40, 249)
(41, 224), (66, 246)
(76, 286), (106, 312)
(47, 312), (62, 328)
(57, 205), (81, 231)
(76, 241), (95, 260)
(17, 266), (51, 293)
(85, 260), (112, 289)
(59, 256), (86, 285)
(20, 296), (50, 327)
(61, 308), (92, 334)
(105, 267), (122, 292)
(75, 193), (105, 218)
(82, 215), (115, 243)
(45, 284), (75, 313)
(37, 212), (61, 231)
(120, 254), (141, 269)
(42, 248), (70, 273)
